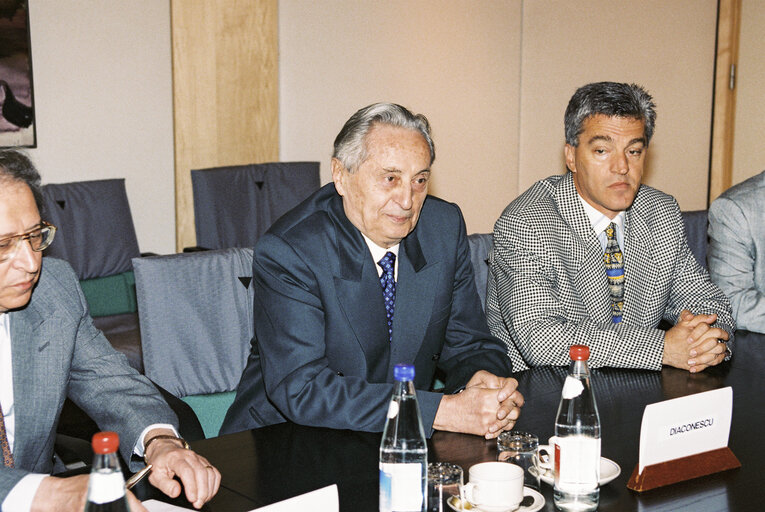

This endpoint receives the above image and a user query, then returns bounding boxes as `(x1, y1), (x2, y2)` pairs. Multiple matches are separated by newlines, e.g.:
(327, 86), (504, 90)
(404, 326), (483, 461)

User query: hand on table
(433, 371), (524, 439)
(144, 430), (221, 509)
(663, 310), (729, 373)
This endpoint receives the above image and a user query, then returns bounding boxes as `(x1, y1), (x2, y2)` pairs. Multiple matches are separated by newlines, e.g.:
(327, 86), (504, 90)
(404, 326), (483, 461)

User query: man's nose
(394, 182), (413, 210)
(614, 151), (629, 174)
(13, 238), (40, 273)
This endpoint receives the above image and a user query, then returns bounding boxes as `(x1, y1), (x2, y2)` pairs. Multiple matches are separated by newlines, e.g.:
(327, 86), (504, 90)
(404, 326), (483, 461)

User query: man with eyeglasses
(0, 150), (220, 511)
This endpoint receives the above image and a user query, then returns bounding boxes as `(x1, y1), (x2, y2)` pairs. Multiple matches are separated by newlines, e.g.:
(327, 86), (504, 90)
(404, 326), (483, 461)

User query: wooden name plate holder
(627, 446), (741, 492)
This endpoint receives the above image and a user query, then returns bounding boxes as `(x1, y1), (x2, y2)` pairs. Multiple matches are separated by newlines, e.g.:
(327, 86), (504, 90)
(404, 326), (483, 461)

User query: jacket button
(336, 371), (344, 377)
(432, 353), (440, 361)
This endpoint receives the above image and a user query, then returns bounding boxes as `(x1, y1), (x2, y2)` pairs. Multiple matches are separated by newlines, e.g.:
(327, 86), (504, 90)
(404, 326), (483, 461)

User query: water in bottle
(380, 363), (428, 512)
(84, 431), (130, 512)
(553, 345), (601, 511)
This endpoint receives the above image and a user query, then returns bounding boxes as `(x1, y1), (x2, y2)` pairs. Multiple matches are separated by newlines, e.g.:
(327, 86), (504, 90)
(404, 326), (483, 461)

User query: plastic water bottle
(553, 345), (601, 511)
(379, 363), (428, 512)
(84, 431), (130, 512)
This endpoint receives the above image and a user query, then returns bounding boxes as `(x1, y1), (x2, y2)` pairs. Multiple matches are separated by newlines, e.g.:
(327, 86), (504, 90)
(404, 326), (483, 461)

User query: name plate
(638, 386), (732, 473)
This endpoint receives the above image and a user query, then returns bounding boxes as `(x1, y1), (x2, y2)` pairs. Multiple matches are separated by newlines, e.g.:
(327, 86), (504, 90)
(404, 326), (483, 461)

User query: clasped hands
(433, 370), (524, 439)
(663, 309), (730, 373)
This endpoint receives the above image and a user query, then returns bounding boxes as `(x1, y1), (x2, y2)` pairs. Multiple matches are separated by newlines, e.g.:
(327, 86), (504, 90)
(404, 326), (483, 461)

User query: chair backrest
(42, 179), (141, 280)
(133, 248), (254, 437)
(681, 210), (708, 270)
(191, 161), (320, 249)
(468, 233), (493, 311)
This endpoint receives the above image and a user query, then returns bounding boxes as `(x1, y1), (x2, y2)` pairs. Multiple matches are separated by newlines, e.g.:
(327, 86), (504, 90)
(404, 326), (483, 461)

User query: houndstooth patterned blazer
(486, 172), (735, 371)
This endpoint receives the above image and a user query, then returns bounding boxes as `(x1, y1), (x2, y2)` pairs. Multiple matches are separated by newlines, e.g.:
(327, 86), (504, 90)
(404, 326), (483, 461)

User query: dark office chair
(468, 233), (494, 311)
(190, 161), (320, 250)
(42, 179), (143, 370)
(681, 209), (709, 270)
(42, 179), (140, 280)
(133, 248), (254, 438)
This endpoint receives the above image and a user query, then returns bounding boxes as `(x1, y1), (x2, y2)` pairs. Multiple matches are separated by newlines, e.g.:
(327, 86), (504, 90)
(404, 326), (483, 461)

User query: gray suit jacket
(0, 258), (177, 502)
(708, 170), (765, 333)
(486, 172), (735, 371)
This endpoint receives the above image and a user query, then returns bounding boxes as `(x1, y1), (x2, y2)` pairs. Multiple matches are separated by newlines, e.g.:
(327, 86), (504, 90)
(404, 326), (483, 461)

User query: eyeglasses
(0, 222), (57, 262)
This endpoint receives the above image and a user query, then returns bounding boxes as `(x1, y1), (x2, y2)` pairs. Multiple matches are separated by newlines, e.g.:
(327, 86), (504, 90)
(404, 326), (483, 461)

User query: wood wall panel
(709, 0), (742, 203)
(171, 0), (278, 250)
(730, 0), (765, 187)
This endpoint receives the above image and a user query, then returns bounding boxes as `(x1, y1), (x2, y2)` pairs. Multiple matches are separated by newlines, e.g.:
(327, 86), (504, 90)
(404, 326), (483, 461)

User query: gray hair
(565, 82), (657, 146)
(333, 102), (435, 172)
(0, 149), (43, 213)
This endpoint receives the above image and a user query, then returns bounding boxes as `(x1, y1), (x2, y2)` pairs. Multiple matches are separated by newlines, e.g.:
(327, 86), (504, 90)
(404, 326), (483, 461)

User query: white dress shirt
(363, 235), (400, 281)
(578, 195), (626, 253)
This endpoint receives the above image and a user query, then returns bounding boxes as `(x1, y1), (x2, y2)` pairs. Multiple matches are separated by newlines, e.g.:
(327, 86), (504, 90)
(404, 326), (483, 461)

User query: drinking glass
(497, 430), (540, 490)
(427, 462), (464, 512)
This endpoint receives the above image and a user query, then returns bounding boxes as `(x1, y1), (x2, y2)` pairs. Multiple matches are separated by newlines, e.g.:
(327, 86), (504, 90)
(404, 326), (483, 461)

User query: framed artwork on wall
(0, 0), (36, 148)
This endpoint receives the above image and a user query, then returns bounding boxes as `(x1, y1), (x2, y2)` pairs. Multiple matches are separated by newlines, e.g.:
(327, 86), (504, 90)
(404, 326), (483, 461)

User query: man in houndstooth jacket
(486, 82), (734, 373)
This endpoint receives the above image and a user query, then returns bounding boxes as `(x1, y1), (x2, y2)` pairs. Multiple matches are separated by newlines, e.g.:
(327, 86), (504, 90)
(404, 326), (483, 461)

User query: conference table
(158, 330), (764, 511)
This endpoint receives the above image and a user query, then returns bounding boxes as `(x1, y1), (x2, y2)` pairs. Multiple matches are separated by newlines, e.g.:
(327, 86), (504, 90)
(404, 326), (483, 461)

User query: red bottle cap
(569, 345), (590, 361)
(92, 431), (120, 454)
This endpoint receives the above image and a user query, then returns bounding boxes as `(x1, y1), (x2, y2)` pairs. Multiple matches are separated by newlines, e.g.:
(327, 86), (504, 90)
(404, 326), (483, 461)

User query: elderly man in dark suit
(223, 103), (522, 438)
(486, 82), (734, 373)
(0, 150), (219, 511)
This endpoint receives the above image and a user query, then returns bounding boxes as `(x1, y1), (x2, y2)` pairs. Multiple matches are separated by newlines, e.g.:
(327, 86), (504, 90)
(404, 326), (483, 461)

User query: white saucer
(529, 454), (621, 487)
(446, 486), (544, 512)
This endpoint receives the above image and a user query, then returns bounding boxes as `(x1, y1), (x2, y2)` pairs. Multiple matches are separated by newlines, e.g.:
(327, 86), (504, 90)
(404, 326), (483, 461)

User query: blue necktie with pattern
(378, 252), (396, 342)
(603, 222), (624, 323)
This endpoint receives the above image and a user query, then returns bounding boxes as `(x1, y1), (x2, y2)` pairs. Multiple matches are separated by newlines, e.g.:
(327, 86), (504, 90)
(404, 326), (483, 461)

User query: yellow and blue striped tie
(603, 223), (624, 323)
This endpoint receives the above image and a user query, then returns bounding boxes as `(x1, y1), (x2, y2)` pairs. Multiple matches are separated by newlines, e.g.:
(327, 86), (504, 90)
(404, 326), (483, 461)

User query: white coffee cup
(464, 462), (524, 512)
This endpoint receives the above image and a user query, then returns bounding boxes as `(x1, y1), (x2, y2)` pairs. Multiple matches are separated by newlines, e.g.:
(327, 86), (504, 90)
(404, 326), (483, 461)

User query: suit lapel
(329, 197), (391, 382)
(387, 232), (438, 378)
(555, 173), (611, 322)
(623, 192), (658, 324)
(9, 299), (57, 470)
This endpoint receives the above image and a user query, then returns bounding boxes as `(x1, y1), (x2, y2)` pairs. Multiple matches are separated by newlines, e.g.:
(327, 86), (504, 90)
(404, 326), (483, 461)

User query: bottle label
(87, 471), (127, 504)
(561, 376), (584, 399)
(379, 462), (424, 511)
(555, 435), (600, 492)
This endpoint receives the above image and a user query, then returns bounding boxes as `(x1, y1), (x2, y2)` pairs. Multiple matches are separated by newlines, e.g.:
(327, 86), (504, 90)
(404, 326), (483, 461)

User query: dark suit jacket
(0, 258), (177, 502)
(222, 184), (512, 434)
(486, 172), (735, 371)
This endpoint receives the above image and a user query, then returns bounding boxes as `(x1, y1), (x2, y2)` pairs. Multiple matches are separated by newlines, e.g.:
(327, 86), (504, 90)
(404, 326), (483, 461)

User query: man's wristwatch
(144, 434), (190, 454)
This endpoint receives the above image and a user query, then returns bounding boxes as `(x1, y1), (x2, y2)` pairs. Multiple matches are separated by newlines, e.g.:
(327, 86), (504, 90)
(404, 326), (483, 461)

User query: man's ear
(331, 158), (346, 196)
(564, 144), (577, 173)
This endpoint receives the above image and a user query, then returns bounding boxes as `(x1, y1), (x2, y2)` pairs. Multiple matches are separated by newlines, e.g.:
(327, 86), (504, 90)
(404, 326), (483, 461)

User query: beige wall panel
(172, 0), (279, 250)
(732, 0), (765, 185)
(27, 0), (175, 254)
(278, 0), (522, 234)
(519, 0), (718, 210)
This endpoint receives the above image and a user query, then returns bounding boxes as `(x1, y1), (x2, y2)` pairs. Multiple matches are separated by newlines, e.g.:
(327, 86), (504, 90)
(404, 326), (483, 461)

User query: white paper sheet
(143, 500), (194, 512)
(142, 484), (339, 512)
(638, 386), (732, 473)
(250, 484), (339, 512)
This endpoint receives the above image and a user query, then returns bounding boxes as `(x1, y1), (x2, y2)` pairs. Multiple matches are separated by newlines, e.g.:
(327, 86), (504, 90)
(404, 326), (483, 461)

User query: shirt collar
(578, 193), (625, 237)
(362, 234), (400, 278)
